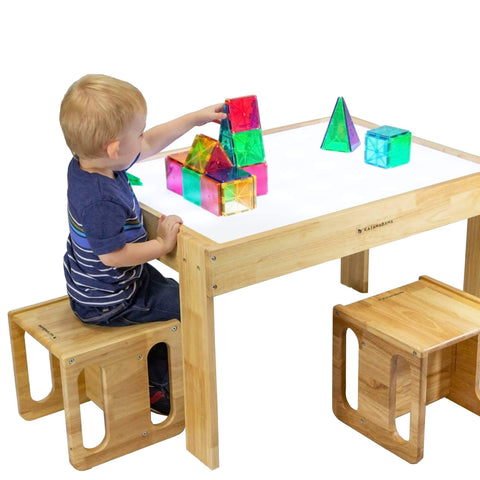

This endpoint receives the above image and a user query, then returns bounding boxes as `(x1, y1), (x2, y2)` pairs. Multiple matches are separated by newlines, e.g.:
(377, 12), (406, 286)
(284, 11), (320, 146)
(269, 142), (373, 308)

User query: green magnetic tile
(232, 129), (265, 167)
(321, 98), (348, 150)
(182, 167), (202, 206)
(321, 97), (360, 152)
(222, 182), (236, 202)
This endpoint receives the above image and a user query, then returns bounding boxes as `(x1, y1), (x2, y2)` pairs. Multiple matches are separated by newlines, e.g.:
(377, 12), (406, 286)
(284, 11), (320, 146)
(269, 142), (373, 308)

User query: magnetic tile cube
(231, 129), (265, 167)
(241, 162), (268, 195)
(365, 126), (412, 168)
(226, 95), (261, 133)
(221, 175), (256, 216)
(321, 97), (360, 152)
(202, 167), (256, 216)
(184, 134), (232, 174)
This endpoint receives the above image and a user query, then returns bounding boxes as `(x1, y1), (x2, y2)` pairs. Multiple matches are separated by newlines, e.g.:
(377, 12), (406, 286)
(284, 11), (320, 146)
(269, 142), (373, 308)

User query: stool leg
(332, 312), (427, 463)
(405, 355), (428, 463)
(448, 334), (480, 415)
(9, 318), (64, 420)
(332, 317), (348, 416)
(61, 324), (184, 470)
(60, 360), (85, 466)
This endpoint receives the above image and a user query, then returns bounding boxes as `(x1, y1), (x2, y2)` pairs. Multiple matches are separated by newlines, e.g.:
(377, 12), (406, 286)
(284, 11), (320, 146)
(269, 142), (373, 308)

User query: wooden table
(130, 117), (480, 469)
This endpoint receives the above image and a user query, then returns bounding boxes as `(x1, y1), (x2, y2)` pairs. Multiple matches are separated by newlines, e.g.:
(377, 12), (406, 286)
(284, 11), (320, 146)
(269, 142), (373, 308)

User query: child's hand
(194, 104), (227, 126)
(156, 214), (183, 253)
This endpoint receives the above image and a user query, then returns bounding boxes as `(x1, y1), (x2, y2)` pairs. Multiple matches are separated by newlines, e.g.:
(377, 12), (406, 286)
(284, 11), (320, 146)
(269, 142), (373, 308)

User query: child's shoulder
(67, 158), (129, 207)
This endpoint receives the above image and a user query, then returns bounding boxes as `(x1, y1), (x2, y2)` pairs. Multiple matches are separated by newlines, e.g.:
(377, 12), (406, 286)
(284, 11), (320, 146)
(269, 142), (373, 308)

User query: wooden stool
(9, 296), (184, 470)
(332, 276), (480, 463)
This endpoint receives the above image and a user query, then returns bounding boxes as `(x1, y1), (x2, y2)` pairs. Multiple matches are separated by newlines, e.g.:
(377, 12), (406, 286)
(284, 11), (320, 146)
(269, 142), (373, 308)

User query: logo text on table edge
(357, 219), (394, 234)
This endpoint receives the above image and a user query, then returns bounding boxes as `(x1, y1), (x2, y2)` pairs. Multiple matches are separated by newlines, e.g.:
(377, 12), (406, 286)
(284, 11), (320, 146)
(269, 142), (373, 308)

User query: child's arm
(99, 215), (182, 267)
(139, 104), (226, 160)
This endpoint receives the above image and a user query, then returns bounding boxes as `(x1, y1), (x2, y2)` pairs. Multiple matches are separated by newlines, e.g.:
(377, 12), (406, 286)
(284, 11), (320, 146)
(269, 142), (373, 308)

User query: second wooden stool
(332, 276), (480, 463)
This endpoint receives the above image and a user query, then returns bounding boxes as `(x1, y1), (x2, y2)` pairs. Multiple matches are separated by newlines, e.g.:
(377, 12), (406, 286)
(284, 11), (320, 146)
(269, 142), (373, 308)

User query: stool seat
(338, 276), (480, 356)
(333, 276), (480, 463)
(12, 296), (178, 359)
(9, 296), (184, 470)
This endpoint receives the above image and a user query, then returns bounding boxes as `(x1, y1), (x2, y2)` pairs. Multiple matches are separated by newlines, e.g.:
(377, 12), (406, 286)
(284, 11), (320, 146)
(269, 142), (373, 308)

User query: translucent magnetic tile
(365, 136), (388, 167)
(205, 144), (233, 173)
(321, 97), (348, 151)
(185, 135), (218, 173)
(241, 162), (268, 195)
(165, 157), (183, 195)
(368, 125), (408, 138)
(226, 96), (261, 133)
(390, 132), (412, 147)
(200, 175), (221, 216)
(221, 176), (256, 215)
(206, 166), (251, 183)
(182, 167), (202, 206)
(389, 133), (411, 167)
(219, 126), (236, 163)
(365, 150), (388, 168)
(365, 135), (389, 155)
(219, 102), (230, 131)
(344, 103), (360, 150)
(232, 129), (265, 167)
(321, 97), (360, 152)
(167, 150), (188, 165)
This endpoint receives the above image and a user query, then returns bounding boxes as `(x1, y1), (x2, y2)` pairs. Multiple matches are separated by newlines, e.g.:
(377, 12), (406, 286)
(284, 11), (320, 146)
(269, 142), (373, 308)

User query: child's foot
(150, 385), (170, 415)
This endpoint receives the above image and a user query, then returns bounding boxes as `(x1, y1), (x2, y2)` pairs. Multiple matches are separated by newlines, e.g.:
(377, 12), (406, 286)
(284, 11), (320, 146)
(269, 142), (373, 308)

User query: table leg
(464, 216), (480, 297)
(179, 234), (219, 469)
(340, 250), (369, 293)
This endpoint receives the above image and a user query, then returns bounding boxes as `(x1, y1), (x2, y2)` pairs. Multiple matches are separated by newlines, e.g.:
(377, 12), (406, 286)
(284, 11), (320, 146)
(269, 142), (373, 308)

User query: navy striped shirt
(64, 158), (146, 307)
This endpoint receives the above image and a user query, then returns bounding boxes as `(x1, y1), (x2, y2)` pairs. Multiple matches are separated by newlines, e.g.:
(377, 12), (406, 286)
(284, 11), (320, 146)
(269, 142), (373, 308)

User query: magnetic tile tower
(321, 97), (360, 152)
(219, 95), (268, 196)
(165, 95), (267, 216)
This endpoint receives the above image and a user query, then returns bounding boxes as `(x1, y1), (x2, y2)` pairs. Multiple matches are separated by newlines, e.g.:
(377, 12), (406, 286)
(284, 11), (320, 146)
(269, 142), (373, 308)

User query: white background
(2, 1), (479, 478)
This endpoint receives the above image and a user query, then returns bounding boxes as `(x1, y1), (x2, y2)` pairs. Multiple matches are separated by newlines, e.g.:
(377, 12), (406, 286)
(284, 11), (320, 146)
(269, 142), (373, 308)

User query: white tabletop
(130, 122), (480, 244)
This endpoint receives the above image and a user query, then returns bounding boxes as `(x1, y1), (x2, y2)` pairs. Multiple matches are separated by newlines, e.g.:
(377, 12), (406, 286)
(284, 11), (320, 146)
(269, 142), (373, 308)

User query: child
(60, 74), (225, 414)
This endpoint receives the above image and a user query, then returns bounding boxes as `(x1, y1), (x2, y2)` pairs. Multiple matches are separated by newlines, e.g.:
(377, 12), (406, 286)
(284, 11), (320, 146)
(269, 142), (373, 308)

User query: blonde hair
(60, 74), (147, 159)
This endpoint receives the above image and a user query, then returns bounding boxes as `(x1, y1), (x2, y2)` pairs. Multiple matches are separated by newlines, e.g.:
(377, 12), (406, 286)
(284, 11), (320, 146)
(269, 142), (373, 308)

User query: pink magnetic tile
(241, 162), (268, 195)
(165, 157), (183, 195)
(200, 175), (222, 216)
(168, 150), (189, 165)
(226, 95), (261, 133)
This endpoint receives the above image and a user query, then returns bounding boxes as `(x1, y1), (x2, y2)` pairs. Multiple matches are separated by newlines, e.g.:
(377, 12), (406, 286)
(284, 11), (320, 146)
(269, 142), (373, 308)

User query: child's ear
(106, 140), (120, 159)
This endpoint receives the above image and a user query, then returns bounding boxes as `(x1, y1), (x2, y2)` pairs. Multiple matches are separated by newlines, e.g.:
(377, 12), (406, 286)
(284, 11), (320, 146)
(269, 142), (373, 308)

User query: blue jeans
(70, 263), (180, 389)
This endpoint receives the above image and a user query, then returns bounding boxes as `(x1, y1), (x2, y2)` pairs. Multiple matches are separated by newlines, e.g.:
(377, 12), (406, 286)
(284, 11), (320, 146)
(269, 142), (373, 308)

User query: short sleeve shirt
(64, 158), (146, 307)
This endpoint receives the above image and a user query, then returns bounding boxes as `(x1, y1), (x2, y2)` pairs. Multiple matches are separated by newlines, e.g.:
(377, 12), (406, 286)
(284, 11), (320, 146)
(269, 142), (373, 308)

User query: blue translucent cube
(365, 126), (411, 168)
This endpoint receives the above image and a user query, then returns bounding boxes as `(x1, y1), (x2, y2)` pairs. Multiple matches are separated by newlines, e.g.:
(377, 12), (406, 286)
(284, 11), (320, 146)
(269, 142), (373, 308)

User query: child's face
(113, 112), (146, 171)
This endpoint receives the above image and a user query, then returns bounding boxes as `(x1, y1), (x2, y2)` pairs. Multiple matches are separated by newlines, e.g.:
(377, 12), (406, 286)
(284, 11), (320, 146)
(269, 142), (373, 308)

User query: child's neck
(78, 157), (115, 179)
